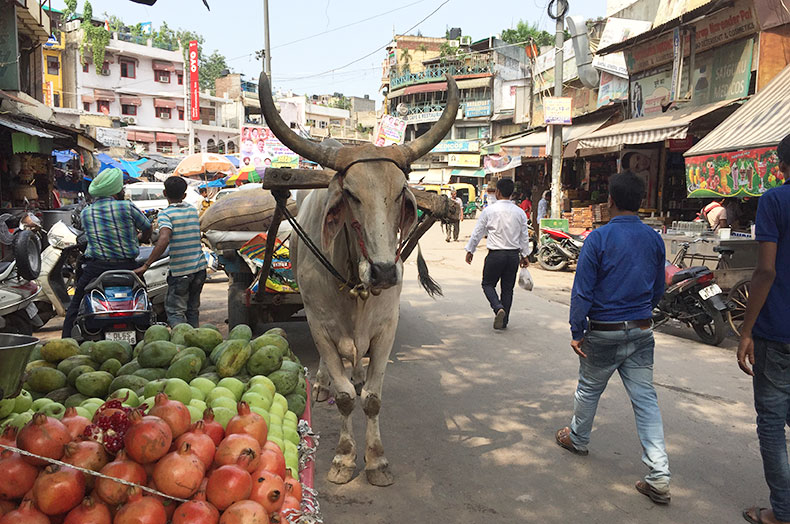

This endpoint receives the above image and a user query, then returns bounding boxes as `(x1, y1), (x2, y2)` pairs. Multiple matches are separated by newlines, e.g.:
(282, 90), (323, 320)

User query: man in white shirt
(446, 189), (464, 242)
(465, 178), (532, 330)
(701, 199), (728, 231)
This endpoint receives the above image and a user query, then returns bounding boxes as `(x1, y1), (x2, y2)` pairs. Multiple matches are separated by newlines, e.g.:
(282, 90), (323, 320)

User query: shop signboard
(597, 72), (629, 107)
(0, 13), (20, 91)
(95, 127), (129, 148)
(685, 147), (786, 197)
(465, 100), (492, 118)
(593, 18), (652, 78)
(189, 41), (200, 121)
(448, 153), (480, 167)
(240, 126), (299, 170)
(543, 97), (573, 125)
(405, 111), (443, 124)
(624, 0), (757, 73)
(374, 114), (406, 146)
(431, 140), (479, 153)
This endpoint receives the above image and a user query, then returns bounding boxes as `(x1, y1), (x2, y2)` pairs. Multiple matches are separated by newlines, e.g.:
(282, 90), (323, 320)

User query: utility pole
(549, 0), (567, 219)
(263, 0), (272, 76)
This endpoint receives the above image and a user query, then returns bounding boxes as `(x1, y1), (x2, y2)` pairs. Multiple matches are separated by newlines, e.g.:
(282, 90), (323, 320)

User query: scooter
(653, 258), (730, 346)
(0, 215), (43, 335)
(536, 227), (590, 271)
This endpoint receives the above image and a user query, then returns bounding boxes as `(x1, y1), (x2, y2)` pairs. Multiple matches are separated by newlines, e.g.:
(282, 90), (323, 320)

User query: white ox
(259, 73), (460, 485)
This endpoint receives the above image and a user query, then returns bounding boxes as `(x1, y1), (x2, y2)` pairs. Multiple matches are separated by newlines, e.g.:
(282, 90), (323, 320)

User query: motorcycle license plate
(106, 331), (136, 345)
(699, 284), (722, 300)
(25, 302), (38, 319)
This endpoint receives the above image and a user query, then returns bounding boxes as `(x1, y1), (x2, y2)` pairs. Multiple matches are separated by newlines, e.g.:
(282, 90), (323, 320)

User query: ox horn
(258, 72), (339, 169)
(399, 76), (459, 164)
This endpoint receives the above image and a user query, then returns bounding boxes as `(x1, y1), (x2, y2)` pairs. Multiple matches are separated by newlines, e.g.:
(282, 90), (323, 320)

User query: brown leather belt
(589, 319), (653, 332)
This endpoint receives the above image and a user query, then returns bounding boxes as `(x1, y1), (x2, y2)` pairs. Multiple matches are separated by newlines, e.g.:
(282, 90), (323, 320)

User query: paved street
(34, 219), (761, 523)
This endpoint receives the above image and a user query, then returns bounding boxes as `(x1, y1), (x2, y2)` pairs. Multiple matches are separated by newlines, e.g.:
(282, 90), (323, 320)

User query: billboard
(189, 41), (200, 121)
(686, 147), (786, 197)
(240, 126), (299, 170)
(374, 115), (406, 146)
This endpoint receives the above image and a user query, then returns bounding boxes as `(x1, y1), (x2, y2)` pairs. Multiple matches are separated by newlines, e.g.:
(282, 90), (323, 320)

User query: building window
(97, 100), (110, 114)
(156, 142), (172, 153)
(178, 109), (184, 120)
(53, 93), (60, 107)
(122, 104), (137, 116)
(101, 61), (110, 76)
(46, 56), (59, 75)
(120, 59), (136, 78)
(319, 121), (328, 129)
(156, 107), (172, 119)
(82, 62), (89, 73)
(177, 72), (183, 85)
(83, 102), (90, 111)
(155, 70), (170, 83)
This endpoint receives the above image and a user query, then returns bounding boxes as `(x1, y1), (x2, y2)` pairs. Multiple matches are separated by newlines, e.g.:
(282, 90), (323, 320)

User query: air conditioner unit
(122, 117), (136, 124)
(460, 35), (472, 46)
(448, 40), (460, 48)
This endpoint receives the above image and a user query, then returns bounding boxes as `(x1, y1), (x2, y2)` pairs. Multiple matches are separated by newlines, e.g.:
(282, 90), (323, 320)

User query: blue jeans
(753, 336), (790, 521)
(569, 327), (671, 492)
(165, 270), (206, 327)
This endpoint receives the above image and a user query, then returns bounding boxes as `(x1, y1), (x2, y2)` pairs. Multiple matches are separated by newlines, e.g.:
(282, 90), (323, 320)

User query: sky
(51, 0), (608, 106)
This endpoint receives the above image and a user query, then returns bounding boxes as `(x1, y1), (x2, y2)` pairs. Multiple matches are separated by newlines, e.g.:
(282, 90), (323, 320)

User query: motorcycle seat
(669, 266), (710, 285)
(135, 246), (169, 265)
(569, 232), (587, 242)
(85, 270), (144, 293)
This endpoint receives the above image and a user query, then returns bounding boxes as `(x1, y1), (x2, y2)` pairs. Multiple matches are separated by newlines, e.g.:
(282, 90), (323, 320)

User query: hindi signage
(543, 97), (573, 125)
(448, 153), (480, 167)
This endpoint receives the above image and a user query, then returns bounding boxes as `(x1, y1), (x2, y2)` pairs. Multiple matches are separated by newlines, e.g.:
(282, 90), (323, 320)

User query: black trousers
(481, 250), (520, 326)
(62, 259), (138, 338)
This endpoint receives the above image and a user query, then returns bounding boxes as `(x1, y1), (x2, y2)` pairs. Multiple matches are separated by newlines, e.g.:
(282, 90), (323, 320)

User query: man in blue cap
(61, 168), (152, 338)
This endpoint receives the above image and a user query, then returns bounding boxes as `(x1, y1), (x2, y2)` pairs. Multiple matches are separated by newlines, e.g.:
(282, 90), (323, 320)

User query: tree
(81, 1), (111, 70)
(200, 51), (229, 94)
(62, 0), (78, 21)
(501, 20), (554, 47)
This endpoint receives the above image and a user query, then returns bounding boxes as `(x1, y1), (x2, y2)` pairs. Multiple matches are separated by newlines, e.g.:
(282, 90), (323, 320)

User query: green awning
(451, 168), (486, 178)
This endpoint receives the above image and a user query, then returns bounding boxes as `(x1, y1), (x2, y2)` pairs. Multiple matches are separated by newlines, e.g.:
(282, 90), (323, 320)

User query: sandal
(555, 427), (588, 456)
(742, 507), (770, 523)
(635, 480), (670, 505)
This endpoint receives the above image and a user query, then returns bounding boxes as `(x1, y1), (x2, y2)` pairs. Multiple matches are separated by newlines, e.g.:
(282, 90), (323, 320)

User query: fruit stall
(0, 323), (321, 524)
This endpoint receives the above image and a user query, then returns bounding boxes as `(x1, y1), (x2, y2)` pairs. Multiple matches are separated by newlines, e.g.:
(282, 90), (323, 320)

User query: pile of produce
(0, 323), (316, 523)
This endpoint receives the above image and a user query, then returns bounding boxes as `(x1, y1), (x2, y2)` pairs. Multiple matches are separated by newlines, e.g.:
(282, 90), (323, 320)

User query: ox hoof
(313, 382), (331, 403)
(327, 463), (356, 484)
(365, 462), (394, 487)
(353, 380), (364, 396)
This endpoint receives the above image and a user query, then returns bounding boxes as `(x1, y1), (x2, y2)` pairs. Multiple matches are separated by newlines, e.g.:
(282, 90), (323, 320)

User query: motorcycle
(536, 227), (590, 271)
(0, 214), (43, 335)
(653, 251), (730, 346)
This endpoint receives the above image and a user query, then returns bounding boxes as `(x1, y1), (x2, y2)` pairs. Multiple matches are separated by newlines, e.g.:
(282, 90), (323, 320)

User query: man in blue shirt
(738, 134), (790, 524)
(555, 172), (670, 505)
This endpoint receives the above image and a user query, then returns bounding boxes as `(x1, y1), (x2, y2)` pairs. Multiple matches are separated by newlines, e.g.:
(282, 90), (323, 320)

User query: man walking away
(135, 176), (207, 327)
(555, 172), (671, 505)
(62, 168), (151, 338)
(465, 178), (531, 330)
(737, 134), (790, 524)
(446, 189), (463, 242)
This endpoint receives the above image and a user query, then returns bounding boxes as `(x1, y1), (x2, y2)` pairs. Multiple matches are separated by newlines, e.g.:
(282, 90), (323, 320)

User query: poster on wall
(621, 149), (660, 208)
(685, 147), (785, 198)
(374, 115), (406, 146)
(239, 126), (299, 171)
(597, 72), (629, 107)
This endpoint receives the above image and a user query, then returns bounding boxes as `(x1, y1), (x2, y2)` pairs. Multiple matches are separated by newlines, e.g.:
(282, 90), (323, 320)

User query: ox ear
(322, 177), (346, 251)
(400, 189), (418, 237)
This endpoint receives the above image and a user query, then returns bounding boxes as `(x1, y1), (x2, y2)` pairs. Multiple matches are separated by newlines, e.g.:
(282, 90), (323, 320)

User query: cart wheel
(727, 279), (751, 336)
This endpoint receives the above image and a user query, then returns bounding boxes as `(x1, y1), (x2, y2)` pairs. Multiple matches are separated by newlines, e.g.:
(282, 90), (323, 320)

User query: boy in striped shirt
(135, 176), (207, 327)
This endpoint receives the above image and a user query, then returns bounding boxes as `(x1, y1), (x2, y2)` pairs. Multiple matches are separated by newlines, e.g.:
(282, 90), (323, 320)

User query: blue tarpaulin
(199, 178), (228, 188)
(225, 155), (239, 168)
(53, 149), (78, 163)
(96, 153), (147, 178)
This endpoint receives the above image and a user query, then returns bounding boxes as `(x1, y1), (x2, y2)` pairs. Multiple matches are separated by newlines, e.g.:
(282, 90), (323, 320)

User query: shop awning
(450, 168), (486, 178)
(686, 65), (790, 157)
(404, 83), (447, 95)
(93, 89), (115, 102)
(578, 99), (740, 149)
(457, 77), (491, 89)
(0, 115), (64, 139)
(120, 96), (142, 106)
(401, 77), (492, 96)
(81, 94), (95, 104)
(156, 132), (178, 143)
(152, 60), (175, 72)
(127, 131), (155, 142)
(154, 98), (178, 109)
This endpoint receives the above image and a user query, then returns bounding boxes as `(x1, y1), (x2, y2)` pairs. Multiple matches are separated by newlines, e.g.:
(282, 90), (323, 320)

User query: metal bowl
(0, 334), (38, 399)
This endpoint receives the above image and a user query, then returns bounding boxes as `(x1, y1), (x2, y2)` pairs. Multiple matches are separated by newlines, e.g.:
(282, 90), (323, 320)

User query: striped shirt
(82, 198), (151, 260)
(158, 203), (207, 277)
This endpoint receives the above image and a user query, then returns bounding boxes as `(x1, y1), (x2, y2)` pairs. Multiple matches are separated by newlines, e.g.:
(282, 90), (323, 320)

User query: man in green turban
(62, 168), (153, 338)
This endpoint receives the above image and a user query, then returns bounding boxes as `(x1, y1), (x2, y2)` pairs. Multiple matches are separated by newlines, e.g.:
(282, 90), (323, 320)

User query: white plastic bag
(518, 267), (534, 291)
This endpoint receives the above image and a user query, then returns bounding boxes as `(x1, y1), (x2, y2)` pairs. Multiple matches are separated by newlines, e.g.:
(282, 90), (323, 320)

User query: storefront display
(685, 147), (785, 197)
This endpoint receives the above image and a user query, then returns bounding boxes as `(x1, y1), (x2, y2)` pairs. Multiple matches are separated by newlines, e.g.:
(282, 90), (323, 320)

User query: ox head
(259, 72), (459, 291)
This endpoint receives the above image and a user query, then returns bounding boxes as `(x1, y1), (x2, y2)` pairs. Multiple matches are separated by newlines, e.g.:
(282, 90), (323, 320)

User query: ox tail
(416, 244), (442, 298)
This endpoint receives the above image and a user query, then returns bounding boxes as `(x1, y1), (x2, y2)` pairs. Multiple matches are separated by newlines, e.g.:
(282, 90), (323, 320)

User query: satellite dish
(396, 103), (409, 117)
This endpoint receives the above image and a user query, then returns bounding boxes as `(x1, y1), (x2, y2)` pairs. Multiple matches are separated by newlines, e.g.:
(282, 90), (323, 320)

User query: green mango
(41, 339), (79, 363)
(26, 367), (67, 393)
(90, 341), (131, 364)
(100, 358), (122, 376)
(78, 341), (94, 355)
(109, 374), (149, 394)
(68, 365), (97, 387)
(143, 378), (168, 398)
(171, 347), (206, 366)
(64, 393), (89, 408)
(228, 324), (252, 342)
(138, 341), (179, 368)
(75, 371), (114, 397)
(185, 328), (224, 353)
(133, 368), (168, 381)
(166, 356), (202, 382)
(144, 325), (170, 344)
(267, 369), (298, 396)
(217, 343), (252, 378)
(263, 327), (287, 340)
(56, 355), (98, 376)
(117, 359), (142, 376)
(170, 323), (194, 346)
(251, 334), (288, 357)
(246, 346), (283, 376)
(210, 339), (246, 365)
(45, 386), (77, 404)
(28, 344), (43, 362)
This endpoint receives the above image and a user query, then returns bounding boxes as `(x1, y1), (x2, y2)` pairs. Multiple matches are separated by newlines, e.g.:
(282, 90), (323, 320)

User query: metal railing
(390, 61), (493, 90)
(116, 33), (149, 46)
(152, 40), (176, 51)
(400, 96), (492, 115)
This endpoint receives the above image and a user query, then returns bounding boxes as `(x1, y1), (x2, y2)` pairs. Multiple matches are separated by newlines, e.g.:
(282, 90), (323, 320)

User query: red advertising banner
(189, 40), (200, 121)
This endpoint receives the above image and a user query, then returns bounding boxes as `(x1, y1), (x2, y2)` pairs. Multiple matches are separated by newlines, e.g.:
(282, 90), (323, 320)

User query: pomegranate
(283, 473), (302, 502)
(32, 464), (85, 515)
(214, 434), (260, 472)
(218, 500), (269, 524)
(17, 413), (71, 466)
(200, 409), (225, 446)
(63, 496), (111, 524)
(95, 450), (147, 506)
(0, 426), (17, 447)
(205, 451), (254, 510)
(148, 393), (191, 438)
(60, 408), (91, 440)
(174, 420), (215, 469)
(123, 410), (173, 464)
(114, 487), (167, 524)
(258, 446), (287, 480)
(152, 442), (205, 499)
(172, 480), (219, 524)
(0, 501), (15, 515)
(249, 468), (285, 514)
(0, 498), (50, 524)
(0, 449), (39, 500)
(225, 402), (268, 445)
(62, 440), (109, 489)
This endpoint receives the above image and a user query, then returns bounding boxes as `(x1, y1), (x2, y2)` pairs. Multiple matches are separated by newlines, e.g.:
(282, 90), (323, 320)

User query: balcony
(116, 33), (149, 46)
(152, 40), (177, 51)
(390, 61), (493, 90)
